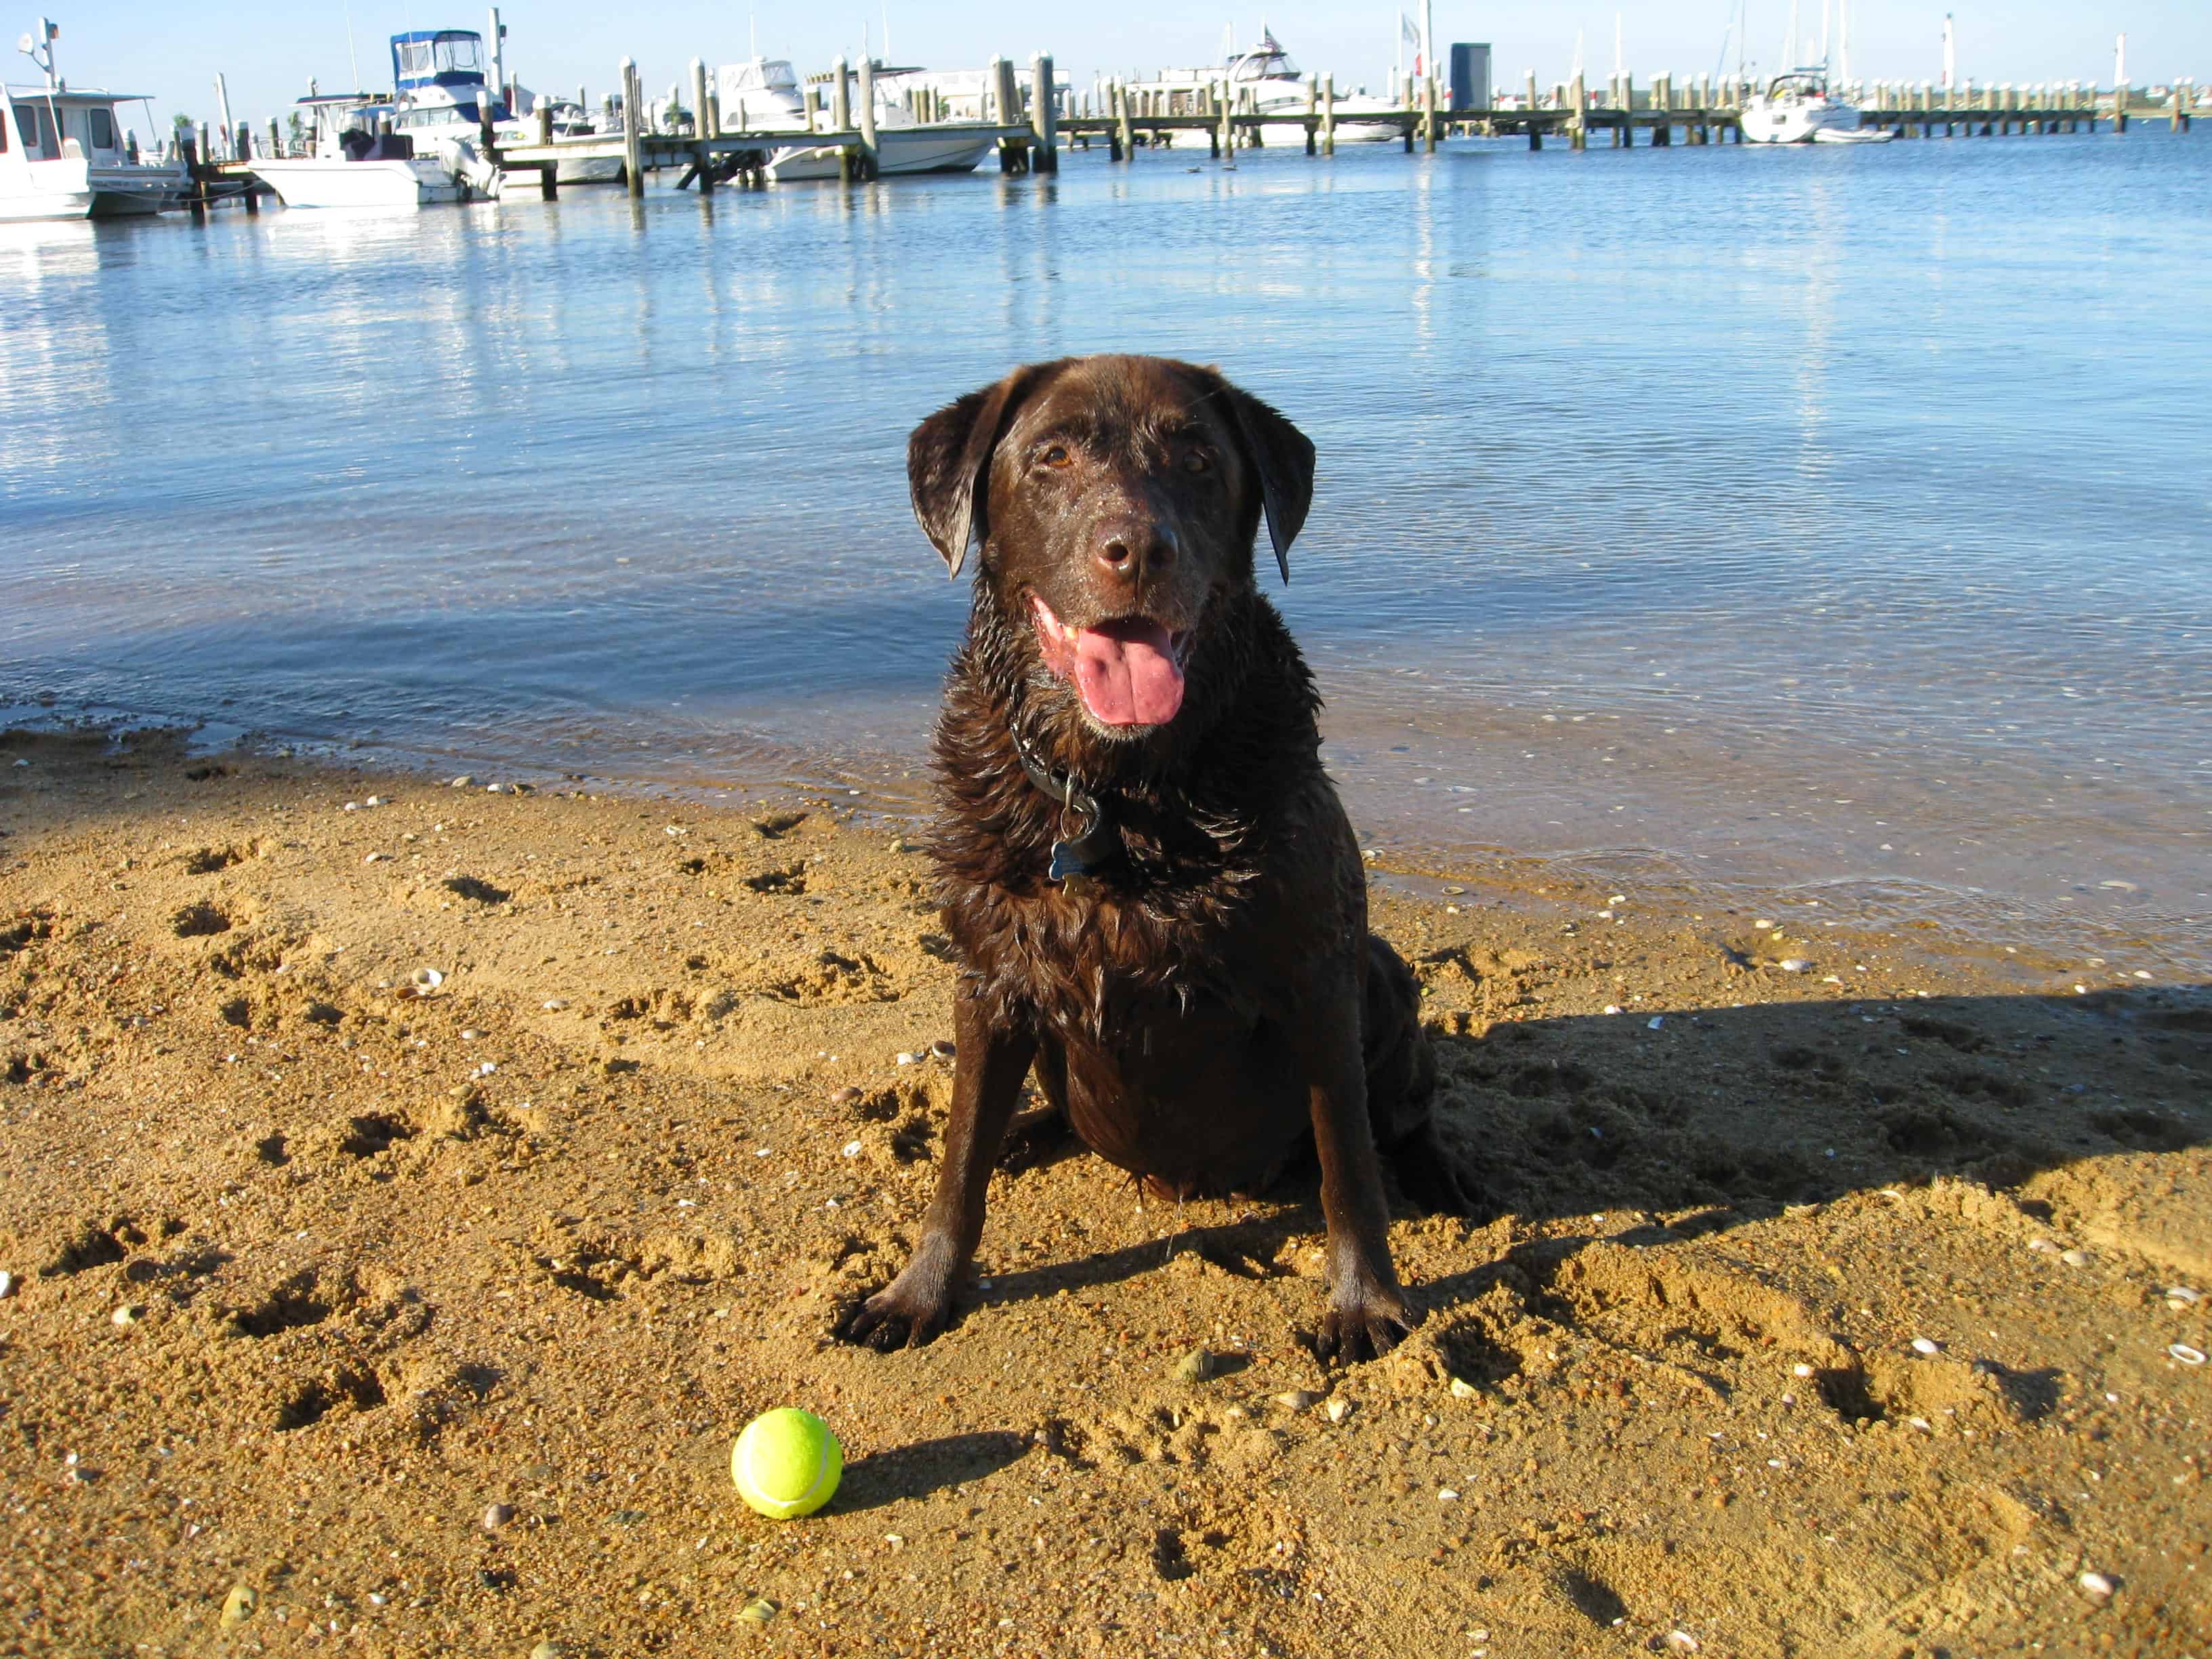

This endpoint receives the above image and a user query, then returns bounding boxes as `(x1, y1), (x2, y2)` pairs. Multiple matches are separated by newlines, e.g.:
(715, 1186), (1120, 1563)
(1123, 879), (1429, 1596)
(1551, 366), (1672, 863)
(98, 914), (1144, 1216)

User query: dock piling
(858, 56), (880, 179)
(1031, 54), (1058, 172)
(831, 58), (853, 182)
(1322, 73), (1336, 155)
(619, 58), (643, 196)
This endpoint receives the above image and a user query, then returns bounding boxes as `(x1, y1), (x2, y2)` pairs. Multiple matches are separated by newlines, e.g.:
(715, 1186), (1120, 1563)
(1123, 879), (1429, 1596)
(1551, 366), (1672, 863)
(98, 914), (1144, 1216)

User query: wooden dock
(171, 57), (2198, 212)
(1062, 70), (2197, 159)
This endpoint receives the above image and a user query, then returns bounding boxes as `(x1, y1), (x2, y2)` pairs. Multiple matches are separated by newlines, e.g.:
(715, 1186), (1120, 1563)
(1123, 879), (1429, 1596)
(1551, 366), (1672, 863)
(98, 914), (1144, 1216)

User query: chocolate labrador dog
(844, 354), (1471, 1364)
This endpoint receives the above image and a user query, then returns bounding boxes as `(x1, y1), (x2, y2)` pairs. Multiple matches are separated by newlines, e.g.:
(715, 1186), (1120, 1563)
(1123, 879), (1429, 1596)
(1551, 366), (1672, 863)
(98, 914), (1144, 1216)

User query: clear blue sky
(22, 2), (2207, 134)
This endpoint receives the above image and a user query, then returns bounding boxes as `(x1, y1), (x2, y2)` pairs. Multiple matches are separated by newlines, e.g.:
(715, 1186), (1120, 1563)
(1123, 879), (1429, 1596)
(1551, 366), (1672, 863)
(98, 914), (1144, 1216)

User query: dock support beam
(831, 58), (853, 182)
(620, 57), (643, 196)
(1031, 53), (1058, 172)
(858, 56), (880, 179)
(1321, 73), (1336, 155)
(1570, 73), (1587, 149)
(690, 58), (713, 194)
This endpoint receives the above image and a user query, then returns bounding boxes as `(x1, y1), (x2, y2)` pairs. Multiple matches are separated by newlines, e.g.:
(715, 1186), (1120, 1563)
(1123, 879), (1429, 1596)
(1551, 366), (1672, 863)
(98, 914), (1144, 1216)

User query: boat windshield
(392, 31), (487, 89)
(1229, 40), (1299, 80)
(723, 59), (799, 93)
(1765, 70), (1829, 98)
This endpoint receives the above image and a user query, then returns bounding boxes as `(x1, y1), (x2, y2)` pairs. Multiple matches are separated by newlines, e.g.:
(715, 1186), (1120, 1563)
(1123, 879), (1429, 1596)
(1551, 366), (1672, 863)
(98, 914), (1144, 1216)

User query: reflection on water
(2, 135), (2207, 972)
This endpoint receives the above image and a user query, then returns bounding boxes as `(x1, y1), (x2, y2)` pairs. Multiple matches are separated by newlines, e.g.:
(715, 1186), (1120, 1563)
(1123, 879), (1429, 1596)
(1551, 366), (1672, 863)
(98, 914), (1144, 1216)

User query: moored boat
(724, 58), (997, 182)
(1740, 66), (1889, 144)
(250, 94), (469, 207)
(2, 22), (186, 221)
(1124, 29), (1405, 144)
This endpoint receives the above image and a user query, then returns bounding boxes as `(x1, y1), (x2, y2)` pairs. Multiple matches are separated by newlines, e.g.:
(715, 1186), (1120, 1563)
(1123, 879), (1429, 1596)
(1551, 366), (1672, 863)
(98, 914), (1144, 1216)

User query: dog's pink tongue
(1072, 619), (1185, 727)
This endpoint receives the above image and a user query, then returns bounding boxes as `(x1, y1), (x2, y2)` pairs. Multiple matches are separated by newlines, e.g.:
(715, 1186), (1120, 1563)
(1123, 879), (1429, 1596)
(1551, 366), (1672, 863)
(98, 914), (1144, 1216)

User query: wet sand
(1, 727), (2205, 1657)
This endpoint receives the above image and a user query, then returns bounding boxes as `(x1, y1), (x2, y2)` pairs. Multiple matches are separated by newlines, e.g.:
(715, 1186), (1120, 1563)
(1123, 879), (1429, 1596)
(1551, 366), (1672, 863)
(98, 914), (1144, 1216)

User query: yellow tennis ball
(730, 1408), (842, 1520)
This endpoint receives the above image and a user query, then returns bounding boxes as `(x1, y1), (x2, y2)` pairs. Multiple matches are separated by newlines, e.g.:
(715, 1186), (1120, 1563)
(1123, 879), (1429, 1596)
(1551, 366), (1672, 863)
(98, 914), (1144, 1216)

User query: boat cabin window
(14, 101), (59, 159)
(396, 32), (486, 82)
(86, 106), (117, 149)
(0, 102), (8, 152)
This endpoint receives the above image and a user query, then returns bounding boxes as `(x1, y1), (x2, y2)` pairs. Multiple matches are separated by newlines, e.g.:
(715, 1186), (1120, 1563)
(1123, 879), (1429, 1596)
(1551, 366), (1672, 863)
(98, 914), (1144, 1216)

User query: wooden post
(1618, 71), (1633, 145)
(1032, 53), (1057, 171)
(831, 58), (853, 182)
(1421, 69), (1437, 151)
(1115, 79), (1134, 161)
(1570, 72), (1587, 149)
(267, 115), (283, 158)
(1304, 74), (1317, 155)
(1219, 79), (1234, 157)
(1322, 72), (1336, 155)
(620, 58), (643, 196)
(689, 58), (713, 194)
(858, 56), (880, 179)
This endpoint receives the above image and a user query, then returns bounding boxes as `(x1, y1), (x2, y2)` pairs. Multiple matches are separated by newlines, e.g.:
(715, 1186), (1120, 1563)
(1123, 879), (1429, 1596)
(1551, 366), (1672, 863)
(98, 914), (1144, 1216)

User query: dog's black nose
(1093, 521), (1177, 585)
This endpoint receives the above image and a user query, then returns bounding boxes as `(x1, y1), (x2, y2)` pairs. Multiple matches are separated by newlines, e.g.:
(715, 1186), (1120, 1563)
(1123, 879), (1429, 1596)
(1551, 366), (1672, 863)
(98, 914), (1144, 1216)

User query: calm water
(3, 132), (2207, 972)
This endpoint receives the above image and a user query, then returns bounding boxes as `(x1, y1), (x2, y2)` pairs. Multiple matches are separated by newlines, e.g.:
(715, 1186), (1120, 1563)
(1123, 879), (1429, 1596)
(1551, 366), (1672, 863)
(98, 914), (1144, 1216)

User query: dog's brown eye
(1183, 450), (1212, 474)
(1041, 444), (1071, 469)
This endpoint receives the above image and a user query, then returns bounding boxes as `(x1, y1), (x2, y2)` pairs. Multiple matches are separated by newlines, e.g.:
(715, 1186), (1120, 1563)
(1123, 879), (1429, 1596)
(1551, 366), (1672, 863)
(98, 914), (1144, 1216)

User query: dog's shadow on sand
(919, 981), (2210, 1338)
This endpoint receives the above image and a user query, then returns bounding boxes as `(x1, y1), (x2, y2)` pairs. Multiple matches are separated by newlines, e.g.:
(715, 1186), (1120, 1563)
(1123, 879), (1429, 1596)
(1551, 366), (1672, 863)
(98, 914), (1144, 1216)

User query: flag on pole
(1401, 12), (1423, 75)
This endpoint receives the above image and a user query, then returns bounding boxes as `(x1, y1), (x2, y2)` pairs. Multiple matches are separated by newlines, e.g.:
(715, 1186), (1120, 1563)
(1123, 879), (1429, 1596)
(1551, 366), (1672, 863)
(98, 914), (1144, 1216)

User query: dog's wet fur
(843, 354), (1475, 1364)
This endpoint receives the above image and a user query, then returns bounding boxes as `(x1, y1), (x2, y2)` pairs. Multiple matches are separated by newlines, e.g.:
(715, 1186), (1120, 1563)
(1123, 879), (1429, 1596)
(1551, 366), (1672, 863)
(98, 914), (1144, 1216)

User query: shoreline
(1, 728), (2206, 1657)
(3, 698), (2202, 989)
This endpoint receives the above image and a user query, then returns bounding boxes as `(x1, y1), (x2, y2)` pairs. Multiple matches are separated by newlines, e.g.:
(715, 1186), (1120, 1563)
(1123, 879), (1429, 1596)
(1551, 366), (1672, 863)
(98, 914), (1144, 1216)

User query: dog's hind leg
(999, 1038), (1074, 1170)
(1361, 933), (1480, 1216)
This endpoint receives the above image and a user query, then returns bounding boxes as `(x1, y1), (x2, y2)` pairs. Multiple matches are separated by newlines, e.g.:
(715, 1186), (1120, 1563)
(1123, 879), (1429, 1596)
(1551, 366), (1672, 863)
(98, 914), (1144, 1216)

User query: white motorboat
(2, 25), (186, 221)
(251, 93), (470, 207)
(714, 56), (811, 134)
(382, 29), (507, 193)
(728, 59), (996, 181)
(1125, 29), (1405, 144)
(1740, 67), (1890, 144)
(504, 94), (621, 184)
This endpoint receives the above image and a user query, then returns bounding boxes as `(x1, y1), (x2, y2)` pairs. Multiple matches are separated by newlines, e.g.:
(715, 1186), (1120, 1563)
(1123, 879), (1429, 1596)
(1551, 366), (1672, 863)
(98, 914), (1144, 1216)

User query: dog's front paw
(838, 1261), (958, 1352)
(1313, 1279), (1419, 1366)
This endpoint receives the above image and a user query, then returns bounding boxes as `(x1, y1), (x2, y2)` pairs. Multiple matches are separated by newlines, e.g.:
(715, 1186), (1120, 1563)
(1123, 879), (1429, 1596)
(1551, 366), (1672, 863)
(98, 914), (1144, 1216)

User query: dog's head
(908, 354), (1314, 741)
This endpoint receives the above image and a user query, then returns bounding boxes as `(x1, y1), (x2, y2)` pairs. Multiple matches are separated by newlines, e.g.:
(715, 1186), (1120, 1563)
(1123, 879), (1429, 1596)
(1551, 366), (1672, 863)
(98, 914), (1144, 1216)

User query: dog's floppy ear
(907, 361), (1057, 578)
(1221, 383), (1316, 586)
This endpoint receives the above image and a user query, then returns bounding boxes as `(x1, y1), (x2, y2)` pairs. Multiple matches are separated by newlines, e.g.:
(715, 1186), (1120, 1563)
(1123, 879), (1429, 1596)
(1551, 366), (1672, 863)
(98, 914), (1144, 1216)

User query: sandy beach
(1, 724), (2205, 1658)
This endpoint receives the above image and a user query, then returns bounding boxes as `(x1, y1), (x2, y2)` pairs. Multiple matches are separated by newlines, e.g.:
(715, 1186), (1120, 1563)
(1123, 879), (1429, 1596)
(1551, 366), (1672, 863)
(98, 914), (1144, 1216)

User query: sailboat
(1740, 0), (1891, 143)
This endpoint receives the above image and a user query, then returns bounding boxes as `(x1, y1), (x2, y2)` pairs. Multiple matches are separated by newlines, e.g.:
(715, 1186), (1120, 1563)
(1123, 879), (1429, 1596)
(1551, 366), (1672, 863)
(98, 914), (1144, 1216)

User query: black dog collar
(1012, 733), (1122, 884)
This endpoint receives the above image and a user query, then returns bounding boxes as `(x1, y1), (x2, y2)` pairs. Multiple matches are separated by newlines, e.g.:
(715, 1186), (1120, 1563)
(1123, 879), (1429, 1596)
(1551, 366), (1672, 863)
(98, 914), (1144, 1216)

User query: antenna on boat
(18, 14), (58, 91)
(882, 3), (891, 62)
(342, 0), (362, 91)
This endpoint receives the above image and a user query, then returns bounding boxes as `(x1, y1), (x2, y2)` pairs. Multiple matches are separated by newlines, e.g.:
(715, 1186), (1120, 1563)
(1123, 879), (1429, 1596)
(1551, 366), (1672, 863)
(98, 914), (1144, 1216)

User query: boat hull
(2, 158), (184, 220)
(767, 129), (995, 182)
(251, 157), (463, 207)
(554, 156), (626, 184)
(1256, 117), (1403, 144)
(1741, 99), (1870, 144)
(0, 187), (96, 221)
